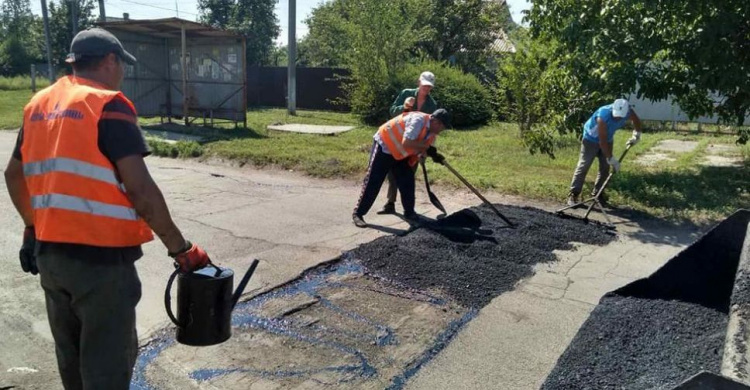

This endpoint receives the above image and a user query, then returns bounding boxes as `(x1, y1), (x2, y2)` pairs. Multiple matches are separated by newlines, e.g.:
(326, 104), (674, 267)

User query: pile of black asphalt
(542, 211), (750, 390)
(352, 204), (616, 308)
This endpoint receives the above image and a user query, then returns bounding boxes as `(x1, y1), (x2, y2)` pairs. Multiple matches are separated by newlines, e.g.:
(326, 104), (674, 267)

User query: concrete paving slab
(701, 155), (744, 167)
(653, 139), (700, 153)
(267, 124), (356, 135)
(706, 143), (741, 156)
(635, 152), (676, 166)
(143, 129), (205, 144)
(405, 291), (593, 390)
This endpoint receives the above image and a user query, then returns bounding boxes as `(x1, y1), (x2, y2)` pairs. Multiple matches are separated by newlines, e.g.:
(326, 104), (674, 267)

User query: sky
(30, 0), (531, 46)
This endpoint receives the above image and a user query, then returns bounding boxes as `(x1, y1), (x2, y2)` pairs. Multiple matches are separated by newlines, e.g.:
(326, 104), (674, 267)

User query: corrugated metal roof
(98, 17), (242, 39)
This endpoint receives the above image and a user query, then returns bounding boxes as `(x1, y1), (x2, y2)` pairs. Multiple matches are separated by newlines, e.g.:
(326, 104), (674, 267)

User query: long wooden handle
(441, 161), (514, 227)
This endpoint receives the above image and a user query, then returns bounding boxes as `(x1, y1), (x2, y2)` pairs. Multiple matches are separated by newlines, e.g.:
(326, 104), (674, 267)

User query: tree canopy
(197, 0), (280, 66)
(528, 0), (750, 129)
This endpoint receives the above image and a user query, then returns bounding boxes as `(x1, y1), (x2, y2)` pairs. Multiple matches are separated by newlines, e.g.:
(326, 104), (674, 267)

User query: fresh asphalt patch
(353, 204), (616, 308)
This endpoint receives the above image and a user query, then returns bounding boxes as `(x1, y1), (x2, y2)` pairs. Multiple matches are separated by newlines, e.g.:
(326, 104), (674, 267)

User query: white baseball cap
(612, 98), (630, 117)
(419, 71), (435, 87)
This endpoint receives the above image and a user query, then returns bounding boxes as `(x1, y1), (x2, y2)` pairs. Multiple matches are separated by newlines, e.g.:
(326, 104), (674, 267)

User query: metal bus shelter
(98, 17), (247, 127)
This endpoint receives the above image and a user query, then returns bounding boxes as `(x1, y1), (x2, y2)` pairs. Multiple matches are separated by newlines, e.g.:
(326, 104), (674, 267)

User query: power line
(114, 0), (200, 16)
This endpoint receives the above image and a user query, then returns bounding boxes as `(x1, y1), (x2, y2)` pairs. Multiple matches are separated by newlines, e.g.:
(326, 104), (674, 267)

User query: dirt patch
(353, 205), (617, 308)
(653, 140), (700, 153)
(635, 152), (676, 167)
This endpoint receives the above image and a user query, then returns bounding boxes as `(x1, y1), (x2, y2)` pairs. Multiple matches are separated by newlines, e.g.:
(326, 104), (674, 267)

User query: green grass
(143, 107), (748, 224)
(2, 86), (747, 224)
(0, 89), (33, 129)
(0, 75), (50, 91)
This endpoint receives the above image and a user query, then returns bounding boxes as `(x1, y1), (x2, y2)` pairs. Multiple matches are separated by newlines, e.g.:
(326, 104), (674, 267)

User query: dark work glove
(426, 146), (445, 165)
(19, 226), (38, 275)
(169, 241), (210, 273)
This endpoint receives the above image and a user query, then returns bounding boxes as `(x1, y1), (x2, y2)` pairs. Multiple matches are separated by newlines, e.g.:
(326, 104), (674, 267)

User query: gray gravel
(541, 295), (727, 390)
(352, 205), (616, 308)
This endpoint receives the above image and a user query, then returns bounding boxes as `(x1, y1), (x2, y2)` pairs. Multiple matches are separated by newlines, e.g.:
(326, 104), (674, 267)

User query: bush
(388, 60), (493, 128)
(347, 60), (494, 127)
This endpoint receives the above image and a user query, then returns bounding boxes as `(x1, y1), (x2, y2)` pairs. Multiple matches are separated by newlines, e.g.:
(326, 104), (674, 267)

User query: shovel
(420, 159), (446, 215)
(438, 159), (515, 228)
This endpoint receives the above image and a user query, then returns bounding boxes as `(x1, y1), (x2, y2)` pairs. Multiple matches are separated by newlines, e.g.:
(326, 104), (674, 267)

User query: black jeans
(37, 249), (141, 390)
(354, 142), (416, 217)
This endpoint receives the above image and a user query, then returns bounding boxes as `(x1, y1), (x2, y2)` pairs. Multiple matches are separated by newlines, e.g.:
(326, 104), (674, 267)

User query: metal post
(98, 0), (106, 21)
(40, 0), (54, 82)
(242, 37), (247, 128)
(181, 24), (188, 126)
(70, 0), (78, 35)
(31, 64), (36, 92)
(287, 0), (296, 115)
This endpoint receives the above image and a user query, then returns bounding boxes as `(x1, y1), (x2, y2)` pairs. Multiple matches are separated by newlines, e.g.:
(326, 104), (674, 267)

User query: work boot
(376, 202), (396, 215)
(352, 214), (367, 228)
(566, 192), (580, 207)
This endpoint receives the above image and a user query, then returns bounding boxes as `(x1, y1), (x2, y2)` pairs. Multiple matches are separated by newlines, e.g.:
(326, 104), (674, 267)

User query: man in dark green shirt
(378, 71), (439, 215)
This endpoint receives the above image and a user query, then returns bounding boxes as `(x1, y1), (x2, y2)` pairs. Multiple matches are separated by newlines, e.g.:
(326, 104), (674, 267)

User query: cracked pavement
(0, 130), (703, 389)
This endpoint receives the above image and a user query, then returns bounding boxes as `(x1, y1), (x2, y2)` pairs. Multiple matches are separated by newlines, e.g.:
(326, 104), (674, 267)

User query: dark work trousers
(37, 250), (142, 390)
(384, 163), (419, 205)
(354, 142), (416, 217)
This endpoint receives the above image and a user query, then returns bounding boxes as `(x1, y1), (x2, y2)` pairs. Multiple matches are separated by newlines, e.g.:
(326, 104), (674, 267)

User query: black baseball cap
(431, 108), (452, 128)
(65, 27), (137, 65)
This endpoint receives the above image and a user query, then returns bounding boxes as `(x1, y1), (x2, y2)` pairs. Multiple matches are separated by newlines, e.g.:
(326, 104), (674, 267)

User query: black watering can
(164, 259), (260, 346)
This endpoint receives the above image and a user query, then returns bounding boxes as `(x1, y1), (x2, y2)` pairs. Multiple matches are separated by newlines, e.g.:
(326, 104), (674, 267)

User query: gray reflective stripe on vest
(24, 157), (122, 187)
(385, 123), (409, 157)
(31, 194), (139, 221)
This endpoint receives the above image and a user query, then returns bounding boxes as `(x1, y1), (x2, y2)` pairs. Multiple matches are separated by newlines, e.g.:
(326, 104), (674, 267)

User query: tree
(197, 0), (234, 28)
(528, 0), (750, 142)
(230, 0), (280, 66)
(495, 30), (597, 157)
(302, 0), (515, 76)
(48, 0), (96, 69)
(298, 0), (350, 67)
(339, 0), (432, 123)
(416, 0), (510, 76)
(198, 0), (280, 66)
(0, 0), (40, 75)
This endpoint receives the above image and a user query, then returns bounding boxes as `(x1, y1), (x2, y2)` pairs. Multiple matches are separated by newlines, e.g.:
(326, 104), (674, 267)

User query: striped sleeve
(97, 96), (151, 163)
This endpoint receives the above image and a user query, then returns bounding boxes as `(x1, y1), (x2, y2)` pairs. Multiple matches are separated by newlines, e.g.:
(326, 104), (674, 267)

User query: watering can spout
(231, 259), (260, 310)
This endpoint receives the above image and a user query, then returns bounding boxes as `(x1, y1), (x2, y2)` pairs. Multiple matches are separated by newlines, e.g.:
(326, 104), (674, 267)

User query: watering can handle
(164, 261), (222, 327)
(164, 268), (184, 327)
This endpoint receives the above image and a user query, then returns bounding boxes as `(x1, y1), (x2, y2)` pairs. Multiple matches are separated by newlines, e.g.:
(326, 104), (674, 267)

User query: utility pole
(98, 0), (106, 21)
(40, 0), (54, 82)
(70, 0), (78, 35)
(287, 0), (296, 115)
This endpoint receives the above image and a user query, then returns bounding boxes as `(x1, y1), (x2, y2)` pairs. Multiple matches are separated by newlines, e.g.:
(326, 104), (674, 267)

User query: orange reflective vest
(377, 112), (436, 161)
(21, 76), (154, 247)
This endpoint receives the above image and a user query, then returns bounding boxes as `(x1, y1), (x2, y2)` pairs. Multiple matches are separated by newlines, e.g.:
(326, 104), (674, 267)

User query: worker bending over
(352, 108), (451, 228)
